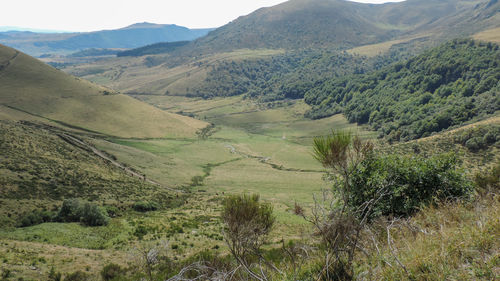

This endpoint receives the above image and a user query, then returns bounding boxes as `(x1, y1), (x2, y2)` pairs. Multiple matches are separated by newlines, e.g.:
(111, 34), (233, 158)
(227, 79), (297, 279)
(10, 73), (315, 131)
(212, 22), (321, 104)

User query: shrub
(63, 271), (89, 281)
(349, 153), (473, 219)
(48, 267), (62, 281)
(56, 199), (81, 222)
(56, 199), (109, 226)
(101, 263), (125, 281)
(19, 210), (55, 227)
(222, 194), (274, 255)
(133, 201), (160, 212)
(79, 203), (110, 226)
(221, 194), (275, 280)
(475, 161), (500, 192)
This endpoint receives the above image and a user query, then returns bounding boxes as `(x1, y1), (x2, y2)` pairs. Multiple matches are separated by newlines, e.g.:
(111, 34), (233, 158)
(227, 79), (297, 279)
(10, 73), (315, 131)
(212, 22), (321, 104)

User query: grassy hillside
(62, 49), (285, 96)
(0, 44), (206, 138)
(0, 120), (174, 227)
(182, 0), (392, 53)
(305, 39), (500, 141)
(474, 27), (500, 43)
(166, 0), (498, 56)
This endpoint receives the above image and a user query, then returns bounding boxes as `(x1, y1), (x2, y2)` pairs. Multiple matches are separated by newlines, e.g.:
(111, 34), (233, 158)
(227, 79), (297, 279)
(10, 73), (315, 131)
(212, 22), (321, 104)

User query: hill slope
(304, 39), (500, 141)
(0, 44), (206, 138)
(176, 0), (499, 55)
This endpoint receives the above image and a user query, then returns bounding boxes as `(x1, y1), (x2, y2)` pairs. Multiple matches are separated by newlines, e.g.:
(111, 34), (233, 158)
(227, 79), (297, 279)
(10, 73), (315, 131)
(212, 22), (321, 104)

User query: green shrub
(349, 153), (473, 219)
(56, 199), (81, 223)
(101, 263), (125, 281)
(48, 267), (62, 281)
(63, 271), (89, 281)
(133, 201), (160, 212)
(79, 203), (110, 226)
(222, 194), (274, 260)
(19, 210), (55, 227)
(55, 199), (109, 226)
(475, 161), (500, 192)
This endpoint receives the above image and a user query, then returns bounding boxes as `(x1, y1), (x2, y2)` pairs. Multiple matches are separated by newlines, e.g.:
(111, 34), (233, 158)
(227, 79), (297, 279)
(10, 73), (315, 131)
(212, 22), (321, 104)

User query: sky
(0, 0), (406, 32)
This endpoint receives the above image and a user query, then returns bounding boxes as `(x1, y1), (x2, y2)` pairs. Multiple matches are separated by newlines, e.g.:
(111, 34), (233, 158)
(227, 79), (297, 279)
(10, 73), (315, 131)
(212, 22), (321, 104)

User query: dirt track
(57, 133), (182, 193)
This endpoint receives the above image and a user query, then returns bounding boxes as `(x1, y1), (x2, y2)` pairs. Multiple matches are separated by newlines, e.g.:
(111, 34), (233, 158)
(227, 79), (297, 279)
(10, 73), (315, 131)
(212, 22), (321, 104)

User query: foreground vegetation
(1, 121), (497, 280)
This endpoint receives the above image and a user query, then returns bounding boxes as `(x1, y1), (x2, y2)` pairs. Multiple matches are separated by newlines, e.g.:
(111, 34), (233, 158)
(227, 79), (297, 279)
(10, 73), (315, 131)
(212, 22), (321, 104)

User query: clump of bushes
(133, 201), (160, 212)
(101, 263), (126, 281)
(475, 161), (500, 192)
(56, 199), (109, 226)
(20, 209), (56, 227)
(63, 271), (89, 281)
(349, 152), (473, 219)
(454, 124), (500, 152)
(19, 199), (110, 228)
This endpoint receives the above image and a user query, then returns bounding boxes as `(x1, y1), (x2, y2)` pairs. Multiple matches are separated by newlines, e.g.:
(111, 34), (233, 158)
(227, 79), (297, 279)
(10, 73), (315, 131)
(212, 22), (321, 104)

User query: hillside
(0, 23), (214, 56)
(0, 44), (207, 138)
(172, 0), (499, 55)
(0, 120), (172, 227)
(181, 0), (392, 53)
(56, 0), (499, 102)
(304, 39), (500, 140)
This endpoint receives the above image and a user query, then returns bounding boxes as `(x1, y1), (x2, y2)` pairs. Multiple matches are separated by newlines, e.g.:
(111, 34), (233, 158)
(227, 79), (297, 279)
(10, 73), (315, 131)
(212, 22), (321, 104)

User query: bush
(56, 199), (81, 222)
(56, 199), (109, 226)
(48, 267), (62, 281)
(79, 203), (110, 226)
(63, 271), (89, 281)
(20, 210), (55, 227)
(222, 194), (274, 258)
(101, 263), (125, 281)
(133, 201), (160, 212)
(475, 161), (500, 192)
(349, 153), (473, 219)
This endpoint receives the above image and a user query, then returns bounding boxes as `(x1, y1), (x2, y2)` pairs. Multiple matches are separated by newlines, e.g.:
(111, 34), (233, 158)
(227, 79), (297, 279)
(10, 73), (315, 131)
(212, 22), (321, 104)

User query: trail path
(57, 133), (181, 193)
(0, 51), (19, 77)
(224, 144), (323, 173)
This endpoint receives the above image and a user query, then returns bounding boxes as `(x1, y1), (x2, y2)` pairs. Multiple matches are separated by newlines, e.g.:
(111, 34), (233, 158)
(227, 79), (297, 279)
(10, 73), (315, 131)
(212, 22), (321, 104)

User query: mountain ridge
(0, 23), (214, 56)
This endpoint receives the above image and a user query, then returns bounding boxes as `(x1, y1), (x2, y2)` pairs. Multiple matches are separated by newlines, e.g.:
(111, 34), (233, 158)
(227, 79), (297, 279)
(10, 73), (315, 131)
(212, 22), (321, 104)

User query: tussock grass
(358, 193), (499, 280)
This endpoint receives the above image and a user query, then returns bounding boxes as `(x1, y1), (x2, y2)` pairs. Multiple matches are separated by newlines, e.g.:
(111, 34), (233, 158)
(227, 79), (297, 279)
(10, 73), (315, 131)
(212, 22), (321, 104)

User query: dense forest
(304, 39), (500, 140)
(116, 41), (190, 57)
(191, 50), (395, 100)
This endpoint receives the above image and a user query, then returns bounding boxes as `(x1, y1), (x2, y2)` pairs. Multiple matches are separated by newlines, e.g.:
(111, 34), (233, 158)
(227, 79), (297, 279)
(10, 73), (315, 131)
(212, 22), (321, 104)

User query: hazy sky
(1, 0), (406, 32)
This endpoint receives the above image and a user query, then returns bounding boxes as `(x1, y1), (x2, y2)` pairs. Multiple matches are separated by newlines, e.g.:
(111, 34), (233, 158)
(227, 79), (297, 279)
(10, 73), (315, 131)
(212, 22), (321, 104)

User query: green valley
(0, 0), (499, 280)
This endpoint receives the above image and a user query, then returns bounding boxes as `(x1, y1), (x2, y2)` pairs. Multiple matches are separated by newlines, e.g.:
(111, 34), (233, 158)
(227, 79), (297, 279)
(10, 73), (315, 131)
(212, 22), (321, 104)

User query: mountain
(184, 0), (392, 53)
(0, 44), (207, 138)
(174, 0), (499, 55)
(0, 23), (214, 56)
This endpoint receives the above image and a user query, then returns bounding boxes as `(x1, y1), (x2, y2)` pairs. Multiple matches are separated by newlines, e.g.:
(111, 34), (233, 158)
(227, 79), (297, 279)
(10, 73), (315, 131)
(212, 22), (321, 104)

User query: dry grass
(0, 44), (207, 138)
(347, 37), (424, 57)
(0, 239), (129, 279)
(473, 27), (500, 43)
(359, 193), (500, 280)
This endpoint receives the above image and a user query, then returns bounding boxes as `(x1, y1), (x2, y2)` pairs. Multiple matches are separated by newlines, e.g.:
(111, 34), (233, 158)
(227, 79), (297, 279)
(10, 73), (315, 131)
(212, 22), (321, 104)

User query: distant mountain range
(0, 23), (214, 56)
